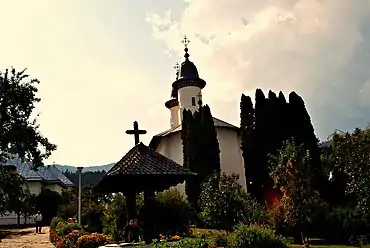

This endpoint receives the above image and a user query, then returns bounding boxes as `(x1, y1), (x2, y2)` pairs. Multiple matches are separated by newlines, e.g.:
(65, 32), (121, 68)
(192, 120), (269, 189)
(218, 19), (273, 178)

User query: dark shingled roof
(96, 143), (196, 193)
(107, 142), (195, 176)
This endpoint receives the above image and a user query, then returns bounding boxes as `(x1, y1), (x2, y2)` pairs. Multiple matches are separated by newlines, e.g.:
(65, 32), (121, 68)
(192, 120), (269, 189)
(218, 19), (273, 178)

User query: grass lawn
(292, 246), (370, 248)
(192, 228), (370, 248)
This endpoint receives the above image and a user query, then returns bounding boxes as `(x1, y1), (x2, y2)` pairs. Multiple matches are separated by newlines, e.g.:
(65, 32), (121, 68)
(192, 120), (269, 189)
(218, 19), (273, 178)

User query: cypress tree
(277, 91), (289, 146)
(288, 92), (325, 195)
(253, 89), (271, 202)
(183, 105), (221, 210)
(200, 105), (221, 174)
(240, 94), (256, 194)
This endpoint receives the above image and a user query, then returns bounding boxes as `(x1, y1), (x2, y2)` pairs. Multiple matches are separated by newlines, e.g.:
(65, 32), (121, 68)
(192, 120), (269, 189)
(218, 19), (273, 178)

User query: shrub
(65, 229), (88, 248)
(199, 172), (266, 231)
(51, 216), (64, 230)
(102, 193), (126, 241)
(76, 232), (111, 248)
(148, 188), (192, 235)
(228, 224), (289, 248)
(55, 221), (82, 237)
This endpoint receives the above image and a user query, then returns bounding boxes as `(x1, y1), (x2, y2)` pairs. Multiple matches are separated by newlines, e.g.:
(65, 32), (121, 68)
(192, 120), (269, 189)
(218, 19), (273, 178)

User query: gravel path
(0, 226), (53, 248)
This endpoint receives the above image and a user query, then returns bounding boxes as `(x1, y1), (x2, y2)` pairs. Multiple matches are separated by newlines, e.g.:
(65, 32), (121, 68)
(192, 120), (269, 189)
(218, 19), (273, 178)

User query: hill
(53, 163), (114, 173)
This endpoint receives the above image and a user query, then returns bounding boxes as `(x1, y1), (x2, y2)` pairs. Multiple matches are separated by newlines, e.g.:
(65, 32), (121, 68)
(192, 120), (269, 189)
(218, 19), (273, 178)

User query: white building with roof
(149, 38), (246, 192)
(0, 163), (74, 225)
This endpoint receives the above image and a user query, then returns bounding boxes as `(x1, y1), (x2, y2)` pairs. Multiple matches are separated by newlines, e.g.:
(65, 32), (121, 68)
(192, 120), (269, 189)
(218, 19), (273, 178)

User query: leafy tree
(0, 68), (56, 213)
(270, 140), (324, 244)
(332, 128), (370, 213)
(34, 189), (64, 225)
(198, 172), (265, 231)
(0, 166), (29, 215)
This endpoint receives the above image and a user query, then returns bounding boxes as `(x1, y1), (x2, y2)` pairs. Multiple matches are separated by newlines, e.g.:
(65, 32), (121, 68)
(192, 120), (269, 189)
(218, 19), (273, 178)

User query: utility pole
(76, 166), (83, 224)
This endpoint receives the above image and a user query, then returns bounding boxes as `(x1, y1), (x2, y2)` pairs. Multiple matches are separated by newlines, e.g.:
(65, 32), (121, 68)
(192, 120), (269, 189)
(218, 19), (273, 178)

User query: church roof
(149, 117), (239, 149)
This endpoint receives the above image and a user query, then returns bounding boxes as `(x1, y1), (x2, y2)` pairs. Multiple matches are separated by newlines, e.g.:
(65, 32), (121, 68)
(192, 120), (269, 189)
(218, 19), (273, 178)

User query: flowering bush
(49, 218), (110, 248)
(76, 232), (111, 248)
(55, 221), (82, 237)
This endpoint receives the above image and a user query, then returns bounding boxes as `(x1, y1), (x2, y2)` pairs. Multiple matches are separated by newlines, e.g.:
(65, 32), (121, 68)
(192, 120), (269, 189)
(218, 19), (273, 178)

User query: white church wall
(216, 128), (247, 190)
(155, 127), (247, 196)
(178, 86), (201, 120)
(170, 105), (180, 127)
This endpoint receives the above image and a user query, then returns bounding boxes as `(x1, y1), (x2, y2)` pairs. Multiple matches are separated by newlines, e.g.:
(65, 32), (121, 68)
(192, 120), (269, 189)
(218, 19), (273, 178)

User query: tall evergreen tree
(181, 105), (221, 209)
(240, 94), (256, 195)
(288, 92), (325, 194)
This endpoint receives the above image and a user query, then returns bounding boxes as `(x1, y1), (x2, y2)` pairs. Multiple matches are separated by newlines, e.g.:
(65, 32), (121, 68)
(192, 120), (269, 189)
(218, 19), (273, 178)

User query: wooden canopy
(95, 142), (196, 194)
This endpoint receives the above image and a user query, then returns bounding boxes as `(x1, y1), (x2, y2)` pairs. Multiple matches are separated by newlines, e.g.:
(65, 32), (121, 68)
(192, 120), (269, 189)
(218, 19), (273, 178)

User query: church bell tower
(165, 36), (206, 127)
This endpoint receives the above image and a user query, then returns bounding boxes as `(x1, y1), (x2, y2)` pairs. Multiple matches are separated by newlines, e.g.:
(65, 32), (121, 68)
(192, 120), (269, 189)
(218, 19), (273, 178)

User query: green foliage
(0, 68), (56, 166)
(0, 68), (56, 214)
(240, 89), (323, 203)
(181, 105), (221, 209)
(102, 193), (126, 241)
(332, 128), (370, 213)
(150, 188), (192, 235)
(327, 206), (370, 245)
(199, 172), (266, 231)
(270, 140), (325, 243)
(35, 189), (64, 224)
(0, 166), (31, 215)
(51, 216), (65, 229)
(229, 224), (290, 248)
(54, 221), (82, 237)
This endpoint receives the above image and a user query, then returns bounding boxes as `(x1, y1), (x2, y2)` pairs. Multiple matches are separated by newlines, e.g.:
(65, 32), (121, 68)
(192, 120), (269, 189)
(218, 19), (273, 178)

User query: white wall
(170, 105), (180, 128)
(178, 86), (201, 121)
(44, 183), (63, 194)
(155, 127), (247, 194)
(25, 181), (44, 195)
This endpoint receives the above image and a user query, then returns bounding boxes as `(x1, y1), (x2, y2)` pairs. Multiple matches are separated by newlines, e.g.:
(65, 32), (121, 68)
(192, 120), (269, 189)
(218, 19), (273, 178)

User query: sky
(0, 0), (370, 167)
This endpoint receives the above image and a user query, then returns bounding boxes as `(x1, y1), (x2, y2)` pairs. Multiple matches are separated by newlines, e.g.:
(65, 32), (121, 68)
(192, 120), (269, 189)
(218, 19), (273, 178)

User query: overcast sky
(1, 0), (369, 167)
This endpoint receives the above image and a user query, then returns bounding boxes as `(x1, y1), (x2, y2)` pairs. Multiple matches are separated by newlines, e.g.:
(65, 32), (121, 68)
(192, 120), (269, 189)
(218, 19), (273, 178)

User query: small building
(0, 163), (74, 225)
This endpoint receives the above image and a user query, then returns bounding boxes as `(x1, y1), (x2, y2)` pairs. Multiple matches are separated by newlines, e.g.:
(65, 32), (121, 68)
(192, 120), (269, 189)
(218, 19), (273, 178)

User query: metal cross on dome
(173, 62), (180, 72)
(181, 36), (191, 48)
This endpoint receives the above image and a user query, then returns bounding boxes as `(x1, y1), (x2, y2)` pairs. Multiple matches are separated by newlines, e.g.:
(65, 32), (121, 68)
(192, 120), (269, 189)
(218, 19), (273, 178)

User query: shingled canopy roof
(96, 142), (196, 194)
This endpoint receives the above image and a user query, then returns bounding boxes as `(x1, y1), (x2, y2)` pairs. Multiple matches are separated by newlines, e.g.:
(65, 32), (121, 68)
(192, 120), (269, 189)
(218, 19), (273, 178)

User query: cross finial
(125, 121), (147, 145)
(181, 36), (191, 48)
(181, 36), (190, 60)
(173, 62), (180, 72)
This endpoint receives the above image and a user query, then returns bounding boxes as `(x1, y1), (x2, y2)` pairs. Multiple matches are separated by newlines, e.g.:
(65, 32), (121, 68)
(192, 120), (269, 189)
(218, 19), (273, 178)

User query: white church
(149, 38), (247, 191)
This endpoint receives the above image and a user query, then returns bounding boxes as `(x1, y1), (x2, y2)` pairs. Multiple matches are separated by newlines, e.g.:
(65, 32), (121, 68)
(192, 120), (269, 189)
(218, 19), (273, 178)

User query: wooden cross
(126, 121), (147, 145)
(181, 35), (191, 48)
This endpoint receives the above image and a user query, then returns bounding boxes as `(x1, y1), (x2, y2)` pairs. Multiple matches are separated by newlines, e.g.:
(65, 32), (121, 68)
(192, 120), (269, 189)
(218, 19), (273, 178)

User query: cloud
(146, 0), (370, 139)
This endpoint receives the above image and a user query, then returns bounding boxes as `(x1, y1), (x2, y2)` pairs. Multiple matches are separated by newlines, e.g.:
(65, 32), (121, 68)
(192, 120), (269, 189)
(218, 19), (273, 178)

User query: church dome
(172, 46), (206, 91)
(179, 48), (199, 79)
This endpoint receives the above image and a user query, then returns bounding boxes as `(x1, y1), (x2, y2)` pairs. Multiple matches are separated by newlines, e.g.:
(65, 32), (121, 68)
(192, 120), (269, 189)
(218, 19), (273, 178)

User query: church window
(191, 97), (196, 106)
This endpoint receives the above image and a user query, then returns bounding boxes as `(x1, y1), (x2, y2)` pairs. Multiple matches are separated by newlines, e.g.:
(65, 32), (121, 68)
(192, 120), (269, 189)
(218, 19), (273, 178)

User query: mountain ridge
(53, 163), (115, 173)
